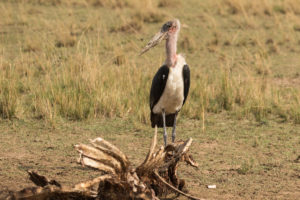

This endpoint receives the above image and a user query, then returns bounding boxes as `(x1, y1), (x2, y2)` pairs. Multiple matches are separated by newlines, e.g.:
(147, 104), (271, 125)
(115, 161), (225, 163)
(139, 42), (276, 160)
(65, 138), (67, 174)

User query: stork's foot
(162, 109), (167, 146)
(163, 130), (167, 147)
(171, 112), (178, 143)
(172, 135), (175, 143)
(171, 126), (176, 143)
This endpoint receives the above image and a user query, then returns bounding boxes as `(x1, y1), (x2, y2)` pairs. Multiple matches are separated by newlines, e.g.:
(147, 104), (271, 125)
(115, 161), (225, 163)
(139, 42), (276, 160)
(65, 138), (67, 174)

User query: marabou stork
(140, 19), (190, 146)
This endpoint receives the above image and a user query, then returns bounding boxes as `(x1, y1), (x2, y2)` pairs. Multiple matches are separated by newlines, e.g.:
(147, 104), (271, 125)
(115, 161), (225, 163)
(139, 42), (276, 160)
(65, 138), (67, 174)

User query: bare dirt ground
(1, 115), (299, 199)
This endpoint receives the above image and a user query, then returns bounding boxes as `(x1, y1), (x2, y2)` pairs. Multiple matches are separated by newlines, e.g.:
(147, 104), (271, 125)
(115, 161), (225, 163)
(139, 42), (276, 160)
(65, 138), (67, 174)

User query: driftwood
(4, 127), (201, 200)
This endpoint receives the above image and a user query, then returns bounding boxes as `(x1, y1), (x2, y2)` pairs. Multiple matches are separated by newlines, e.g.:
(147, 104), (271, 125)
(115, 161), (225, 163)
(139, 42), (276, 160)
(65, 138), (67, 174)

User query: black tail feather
(151, 112), (175, 128)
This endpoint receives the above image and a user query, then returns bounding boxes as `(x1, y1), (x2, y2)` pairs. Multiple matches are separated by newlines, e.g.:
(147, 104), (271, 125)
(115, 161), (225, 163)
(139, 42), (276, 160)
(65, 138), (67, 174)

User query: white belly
(153, 55), (186, 114)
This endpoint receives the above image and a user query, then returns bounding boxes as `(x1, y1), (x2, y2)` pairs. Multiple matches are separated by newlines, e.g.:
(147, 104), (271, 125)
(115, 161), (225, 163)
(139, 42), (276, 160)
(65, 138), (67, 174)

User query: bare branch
(90, 137), (129, 172)
(183, 154), (198, 168)
(78, 156), (116, 174)
(177, 138), (193, 155)
(74, 174), (112, 191)
(75, 144), (122, 172)
(144, 125), (158, 164)
(136, 127), (166, 175)
(154, 171), (204, 200)
(7, 184), (94, 200)
(28, 170), (61, 188)
(161, 138), (193, 169)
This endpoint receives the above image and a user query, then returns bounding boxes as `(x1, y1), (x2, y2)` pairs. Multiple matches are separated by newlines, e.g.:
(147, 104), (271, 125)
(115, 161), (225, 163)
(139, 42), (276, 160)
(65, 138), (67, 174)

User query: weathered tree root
(4, 127), (202, 200)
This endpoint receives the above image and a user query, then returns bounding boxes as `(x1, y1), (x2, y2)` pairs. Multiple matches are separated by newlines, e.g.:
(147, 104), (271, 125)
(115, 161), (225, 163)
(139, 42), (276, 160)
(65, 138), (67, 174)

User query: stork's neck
(165, 33), (178, 67)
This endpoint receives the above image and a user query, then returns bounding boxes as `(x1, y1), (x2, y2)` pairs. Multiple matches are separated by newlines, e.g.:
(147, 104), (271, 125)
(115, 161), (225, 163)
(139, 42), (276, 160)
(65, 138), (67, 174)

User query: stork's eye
(162, 22), (173, 31)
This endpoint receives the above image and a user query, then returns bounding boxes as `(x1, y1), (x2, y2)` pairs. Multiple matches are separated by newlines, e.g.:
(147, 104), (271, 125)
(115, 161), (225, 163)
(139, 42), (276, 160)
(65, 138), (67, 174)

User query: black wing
(150, 65), (169, 110)
(182, 64), (190, 105)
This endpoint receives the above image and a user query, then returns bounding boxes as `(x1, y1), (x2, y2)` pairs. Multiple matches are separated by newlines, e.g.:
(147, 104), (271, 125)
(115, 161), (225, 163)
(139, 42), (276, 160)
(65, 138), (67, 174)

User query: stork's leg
(162, 109), (167, 146)
(172, 112), (178, 143)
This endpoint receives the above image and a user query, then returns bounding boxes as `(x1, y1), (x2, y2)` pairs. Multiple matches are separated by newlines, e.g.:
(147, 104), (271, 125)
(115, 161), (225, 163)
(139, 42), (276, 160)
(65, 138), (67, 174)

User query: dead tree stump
(4, 127), (202, 200)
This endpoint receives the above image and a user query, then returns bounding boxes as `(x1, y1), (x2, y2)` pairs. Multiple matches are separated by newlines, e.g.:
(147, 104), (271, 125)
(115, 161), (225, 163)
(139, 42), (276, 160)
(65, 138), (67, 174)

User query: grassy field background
(1, 0), (300, 123)
(0, 0), (299, 199)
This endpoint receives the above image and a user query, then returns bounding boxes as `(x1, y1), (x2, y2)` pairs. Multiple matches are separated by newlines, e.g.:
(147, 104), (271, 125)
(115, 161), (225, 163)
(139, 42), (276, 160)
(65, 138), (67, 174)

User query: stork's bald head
(140, 19), (180, 55)
(161, 19), (180, 34)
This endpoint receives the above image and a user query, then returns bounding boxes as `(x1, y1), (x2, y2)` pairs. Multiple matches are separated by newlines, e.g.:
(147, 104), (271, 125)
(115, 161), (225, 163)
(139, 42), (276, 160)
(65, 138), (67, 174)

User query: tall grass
(0, 72), (18, 119)
(0, 0), (299, 124)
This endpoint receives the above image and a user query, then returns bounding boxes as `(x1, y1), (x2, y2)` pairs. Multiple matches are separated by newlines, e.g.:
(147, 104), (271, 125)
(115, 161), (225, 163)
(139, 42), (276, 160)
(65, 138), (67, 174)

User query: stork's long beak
(140, 30), (168, 55)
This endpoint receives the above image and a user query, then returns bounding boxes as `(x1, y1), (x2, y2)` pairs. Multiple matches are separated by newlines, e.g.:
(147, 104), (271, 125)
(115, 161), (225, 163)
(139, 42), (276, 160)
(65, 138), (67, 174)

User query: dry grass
(0, 0), (299, 124)
(158, 0), (181, 8)
(133, 10), (167, 24)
